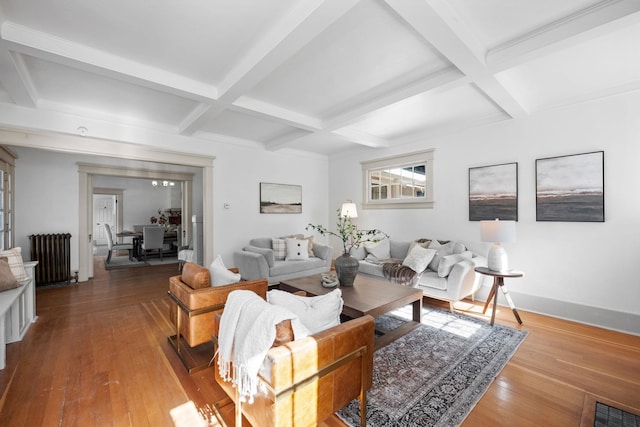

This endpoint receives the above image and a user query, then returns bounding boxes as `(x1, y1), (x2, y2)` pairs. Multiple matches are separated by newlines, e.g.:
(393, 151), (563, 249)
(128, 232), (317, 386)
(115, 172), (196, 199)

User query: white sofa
(234, 236), (333, 284)
(351, 238), (491, 311)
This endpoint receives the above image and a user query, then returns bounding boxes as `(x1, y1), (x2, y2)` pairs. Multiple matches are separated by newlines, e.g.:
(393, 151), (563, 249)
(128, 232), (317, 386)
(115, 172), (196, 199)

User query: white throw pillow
(272, 238), (286, 260)
(427, 240), (457, 271)
(267, 289), (343, 334)
(437, 251), (473, 277)
(363, 238), (391, 260)
(208, 255), (241, 287)
(402, 245), (437, 274)
(0, 247), (28, 282)
(285, 238), (309, 261)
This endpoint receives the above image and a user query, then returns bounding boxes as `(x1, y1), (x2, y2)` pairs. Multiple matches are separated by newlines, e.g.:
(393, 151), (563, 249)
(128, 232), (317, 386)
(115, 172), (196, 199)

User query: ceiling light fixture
(151, 180), (175, 187)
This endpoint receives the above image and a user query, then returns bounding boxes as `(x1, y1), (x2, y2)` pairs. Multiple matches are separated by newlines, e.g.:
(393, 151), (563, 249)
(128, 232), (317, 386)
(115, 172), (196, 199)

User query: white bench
(0, 261), (37, 369)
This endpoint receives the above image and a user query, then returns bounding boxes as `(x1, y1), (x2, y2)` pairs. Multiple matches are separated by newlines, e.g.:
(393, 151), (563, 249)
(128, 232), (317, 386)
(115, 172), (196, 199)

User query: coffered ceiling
(0, 0), (639, 156)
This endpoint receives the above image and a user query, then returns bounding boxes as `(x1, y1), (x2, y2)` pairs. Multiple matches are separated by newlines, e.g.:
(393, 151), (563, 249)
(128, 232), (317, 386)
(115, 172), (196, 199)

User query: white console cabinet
(0, 260), (38, 369)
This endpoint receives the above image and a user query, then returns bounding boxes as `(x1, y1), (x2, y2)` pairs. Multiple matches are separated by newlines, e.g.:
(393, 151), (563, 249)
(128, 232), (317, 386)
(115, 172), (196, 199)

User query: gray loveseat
(234, 236), (333, 284)
(351, 238), (490, 311)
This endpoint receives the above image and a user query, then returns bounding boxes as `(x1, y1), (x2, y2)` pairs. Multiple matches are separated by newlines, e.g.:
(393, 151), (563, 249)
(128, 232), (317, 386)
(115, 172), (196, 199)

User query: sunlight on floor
(389, 302), (494, 338)
(170, 401), (220, 427)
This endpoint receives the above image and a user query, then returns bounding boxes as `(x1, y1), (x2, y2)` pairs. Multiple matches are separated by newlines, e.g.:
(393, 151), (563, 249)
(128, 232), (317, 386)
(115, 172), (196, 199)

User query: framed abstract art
(259, 182), (302, 214)
(469, 162), (518, 221)
(536, 151), (604, 222)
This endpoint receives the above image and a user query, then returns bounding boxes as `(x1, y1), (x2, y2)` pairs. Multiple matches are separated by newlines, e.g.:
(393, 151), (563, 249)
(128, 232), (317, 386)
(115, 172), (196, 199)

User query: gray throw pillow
(363, 238), (391, 259)
(402, 246), (437, 274)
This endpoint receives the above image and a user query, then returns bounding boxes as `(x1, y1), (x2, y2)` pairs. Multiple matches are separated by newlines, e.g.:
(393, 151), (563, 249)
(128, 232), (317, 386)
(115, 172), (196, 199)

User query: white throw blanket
(217, 290), (308, 403)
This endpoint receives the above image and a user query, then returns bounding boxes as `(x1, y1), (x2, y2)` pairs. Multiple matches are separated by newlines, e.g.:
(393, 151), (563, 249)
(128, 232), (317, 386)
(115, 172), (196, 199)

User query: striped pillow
(0, 247), (28, 282)
(272, 238), (286, 260)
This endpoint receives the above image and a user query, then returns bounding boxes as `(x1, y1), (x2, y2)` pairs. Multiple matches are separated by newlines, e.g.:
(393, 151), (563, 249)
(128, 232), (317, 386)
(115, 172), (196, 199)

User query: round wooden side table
(475, 266), (524, 326)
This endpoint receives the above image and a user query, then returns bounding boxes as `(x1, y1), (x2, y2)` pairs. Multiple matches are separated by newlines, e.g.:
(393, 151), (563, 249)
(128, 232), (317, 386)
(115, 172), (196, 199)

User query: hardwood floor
(0, 258), (638, 426)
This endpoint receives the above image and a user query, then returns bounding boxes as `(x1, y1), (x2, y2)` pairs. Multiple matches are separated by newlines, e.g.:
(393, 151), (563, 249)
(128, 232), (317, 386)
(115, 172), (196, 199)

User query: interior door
(93, 194), (116, 245)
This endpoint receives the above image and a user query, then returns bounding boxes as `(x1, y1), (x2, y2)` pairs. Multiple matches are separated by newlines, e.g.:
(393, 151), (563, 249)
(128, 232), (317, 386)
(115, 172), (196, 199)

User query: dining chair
(141, 226), (165, 260)
(103, 224), (133, 263)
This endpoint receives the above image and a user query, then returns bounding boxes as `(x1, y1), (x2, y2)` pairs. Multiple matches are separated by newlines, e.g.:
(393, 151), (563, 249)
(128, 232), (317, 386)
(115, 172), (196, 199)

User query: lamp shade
(341, 201), (358, 218)
(480, 219), (516, 243)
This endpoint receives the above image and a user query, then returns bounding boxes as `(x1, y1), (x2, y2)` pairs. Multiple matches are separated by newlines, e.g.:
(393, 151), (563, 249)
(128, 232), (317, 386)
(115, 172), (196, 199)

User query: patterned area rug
(338, 306), (528, 427)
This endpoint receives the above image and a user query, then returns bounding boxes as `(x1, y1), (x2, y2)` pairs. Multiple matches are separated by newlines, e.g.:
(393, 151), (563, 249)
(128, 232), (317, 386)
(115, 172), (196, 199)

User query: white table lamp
(481, 219), (516, 272)
(341, 200), (358, 218)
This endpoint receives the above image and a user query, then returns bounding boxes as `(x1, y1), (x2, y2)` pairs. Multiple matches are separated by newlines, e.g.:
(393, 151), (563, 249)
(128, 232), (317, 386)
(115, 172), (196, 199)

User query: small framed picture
(259, 183), (302, 214)
(536, 151), (604, 222)
(469, 162), (518, 221)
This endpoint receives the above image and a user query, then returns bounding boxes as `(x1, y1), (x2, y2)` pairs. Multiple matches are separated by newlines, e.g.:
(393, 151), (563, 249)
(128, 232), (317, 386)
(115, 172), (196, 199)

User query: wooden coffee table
(279, 273), (423, 349)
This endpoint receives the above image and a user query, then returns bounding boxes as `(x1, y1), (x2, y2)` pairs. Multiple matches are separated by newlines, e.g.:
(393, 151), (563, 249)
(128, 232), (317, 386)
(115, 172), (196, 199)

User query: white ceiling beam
(385, 0), (529, 119)
(0, 43), (37, 107)
(178, 104), (225, 136)
(324, 67), (468, 129)
(264, 124), (390, 152)
(0, 101), (222, 156)
(264, 129), (315, 151)
(329, 128), (390, 148)
(1, 22), (219, 103)
(488, 0), (640, 72)
(231, 97), (323, 131)
(218, 0), (360, 101)
(182, 1), (359, 139)
(392, 111), (510, 146)
(262, 67), (467, 151)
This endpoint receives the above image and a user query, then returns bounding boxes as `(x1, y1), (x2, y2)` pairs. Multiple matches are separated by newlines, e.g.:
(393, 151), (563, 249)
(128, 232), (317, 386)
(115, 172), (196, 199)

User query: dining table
(116, 229), (178, 260)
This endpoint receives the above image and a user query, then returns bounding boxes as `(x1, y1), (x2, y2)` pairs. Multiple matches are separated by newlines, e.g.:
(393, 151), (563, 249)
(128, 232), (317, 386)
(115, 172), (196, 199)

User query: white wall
(329, 92), (640, 334)
(92, 175), (181, 228)
(13, 147), (203, 273)
(209, 143), (329, 266)
(11, 143), (330, 274)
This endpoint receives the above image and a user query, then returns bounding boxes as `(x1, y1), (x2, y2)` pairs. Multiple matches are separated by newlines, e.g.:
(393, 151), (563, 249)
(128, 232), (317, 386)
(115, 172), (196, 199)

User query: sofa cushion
(267, 288), (343, 334)
(358, 260), (384, 277)
(402, 245), (437, 274)
(209, 255), (241, 287)
(269, 258), (325, 277)
(181, 262), (210, 289)
(272, 238), (286, 260)
(285, 238), (309, 261)
(244, 245), (275, 267)
(0, 257), (19, 291)
(420, 271), (448, 290)
(363, 238), (391, 260)
(437, 251), (473, 277)
(249, 237), (273, 249)
(0, 247), (28, 282)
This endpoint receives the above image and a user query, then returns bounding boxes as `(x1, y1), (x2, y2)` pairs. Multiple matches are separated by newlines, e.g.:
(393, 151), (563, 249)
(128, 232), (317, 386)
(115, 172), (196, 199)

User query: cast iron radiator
(28, 233), (72, 286)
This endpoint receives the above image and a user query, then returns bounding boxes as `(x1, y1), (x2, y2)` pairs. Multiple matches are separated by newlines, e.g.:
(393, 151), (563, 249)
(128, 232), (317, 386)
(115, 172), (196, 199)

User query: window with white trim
(361, 149), (434, 209)
(0, 147), (16, 250)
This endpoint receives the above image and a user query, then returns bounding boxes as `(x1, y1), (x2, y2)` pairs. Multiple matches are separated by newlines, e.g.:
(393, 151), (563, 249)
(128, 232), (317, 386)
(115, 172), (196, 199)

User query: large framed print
(469, 162), (518, 221)
(259, 183), (302, 214)
(536, 151), (604, 222)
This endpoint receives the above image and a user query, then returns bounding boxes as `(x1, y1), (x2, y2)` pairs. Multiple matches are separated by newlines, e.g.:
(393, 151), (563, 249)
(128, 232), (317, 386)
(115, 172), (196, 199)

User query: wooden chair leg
(235, 387), (242, 427)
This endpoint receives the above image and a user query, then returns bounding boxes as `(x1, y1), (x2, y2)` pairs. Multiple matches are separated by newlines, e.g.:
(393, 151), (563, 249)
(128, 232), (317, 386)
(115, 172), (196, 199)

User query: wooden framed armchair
(167, 262), (268, 373)
(213, 309), (374, 427)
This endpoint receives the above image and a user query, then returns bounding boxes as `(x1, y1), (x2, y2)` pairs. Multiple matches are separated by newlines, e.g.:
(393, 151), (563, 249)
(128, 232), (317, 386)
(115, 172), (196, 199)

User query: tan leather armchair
(213, 310), (374, 427)
(167, 262), (268, 372)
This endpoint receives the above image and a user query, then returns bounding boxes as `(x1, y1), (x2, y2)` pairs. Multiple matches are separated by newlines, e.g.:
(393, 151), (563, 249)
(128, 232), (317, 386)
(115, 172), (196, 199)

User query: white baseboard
(474, 286), (640, 336)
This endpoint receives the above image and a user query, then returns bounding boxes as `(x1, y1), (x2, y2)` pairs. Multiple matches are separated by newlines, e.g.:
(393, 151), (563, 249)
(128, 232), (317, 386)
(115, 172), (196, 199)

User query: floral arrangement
(150, 209), (168, 226)
(306, 208), (388, 255)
